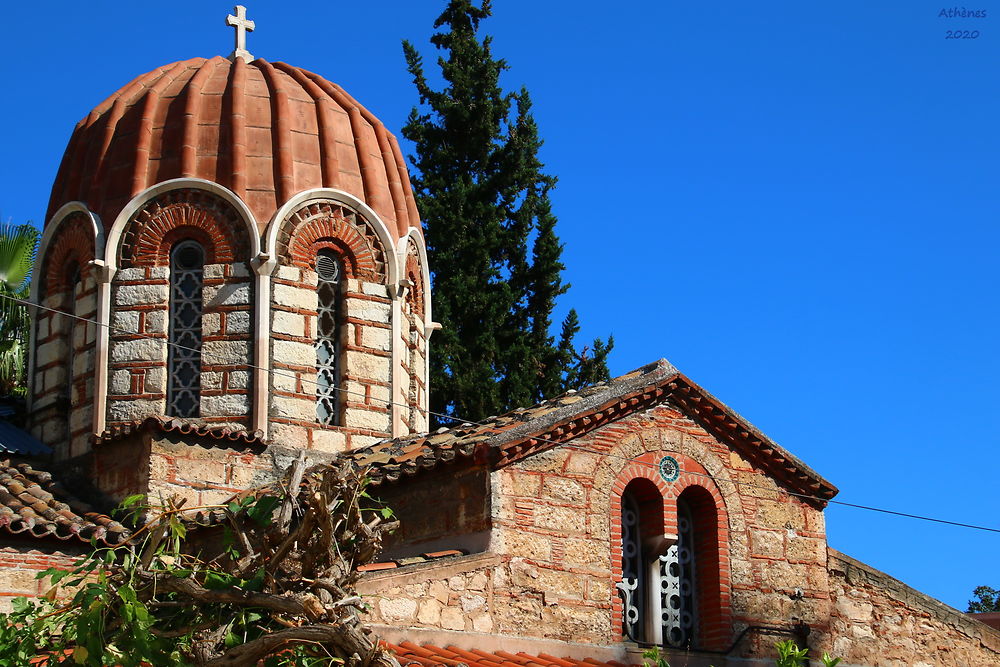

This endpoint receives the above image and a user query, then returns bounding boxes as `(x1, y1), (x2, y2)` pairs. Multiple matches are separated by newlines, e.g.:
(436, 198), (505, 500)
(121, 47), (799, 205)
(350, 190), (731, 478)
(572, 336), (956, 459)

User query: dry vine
(0, 458), (402, 667)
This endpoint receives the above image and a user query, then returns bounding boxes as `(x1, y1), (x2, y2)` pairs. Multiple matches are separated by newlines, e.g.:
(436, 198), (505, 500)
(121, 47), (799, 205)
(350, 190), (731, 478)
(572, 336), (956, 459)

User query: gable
(349, 359), (837, 507)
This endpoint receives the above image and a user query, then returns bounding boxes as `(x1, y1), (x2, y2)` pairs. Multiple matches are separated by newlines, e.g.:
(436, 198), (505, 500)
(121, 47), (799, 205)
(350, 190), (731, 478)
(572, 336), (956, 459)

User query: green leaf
(246, 495), (281, 526)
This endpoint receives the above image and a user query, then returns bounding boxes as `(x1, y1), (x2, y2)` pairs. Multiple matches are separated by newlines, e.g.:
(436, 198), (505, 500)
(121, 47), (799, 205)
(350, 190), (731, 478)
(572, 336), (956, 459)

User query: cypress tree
(403, 0), (613, 425)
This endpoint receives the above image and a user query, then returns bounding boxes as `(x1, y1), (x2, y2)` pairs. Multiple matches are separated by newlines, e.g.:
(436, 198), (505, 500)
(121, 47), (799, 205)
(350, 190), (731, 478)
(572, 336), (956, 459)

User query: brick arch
(40, 213), (94, 298)
(278, 200), (387, 283)
(609, 451), (733, 652)
(118, 189), (250, 268)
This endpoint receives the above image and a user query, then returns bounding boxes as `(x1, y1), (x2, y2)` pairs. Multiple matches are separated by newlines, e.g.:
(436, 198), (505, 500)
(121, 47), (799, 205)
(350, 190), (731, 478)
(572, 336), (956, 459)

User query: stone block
(228, 370), (250, 390)
(379, 597), (417, 622)
(272, 311), (306, 337)
(311, 429), (347, 453)
(502, 470), (542, 498)
(114, 283), (168, 306)
(72, 352), (92, 376)
(515, 449), (568, 473)
(270, 395), (314, 421)
(116, 267), (145, 282)
(273, 284), (315, 310)
(226, 311), (251, 334)
(534, 504), (586, 533)
(112, 310), (140, 334)
(69, 406), (92, 432)
(344, 409), (389, 432)
(360, 326), (392, 351)
(344, 298), (391, 324)
(268, 422), (309, 448)
(201, 372), (223, 391)
(271, 369), (299, 392)
(36, 339), (67, 368)
(111, 369), (131, 394)
(203, 340), (251, 366)
(111, 338), (165, 364)
(471, 613), (493, 633)
(204, 284), (251, 307)
(416, 599), (442, 625)
(361, 282), (389, 298)
(203, 313), (222, 336)
(786, 535), (824, 563)
(203, 264), (225, 279)
(109, 398), (163, 422)
(563, 538), (608, 569)
(564, 452), (599, 475)
(301, 270), (318, 287)
(460, 593), (487, 612)
(498, 529), (551, 561)
(148, 267), (169, 280)
(37, 317), (50, 339)
(145, 310), (167, 334)
(756, 499), (806, 531)
(230, 263), (250, 278)
(750, 529), (785, 559)
(176, 458), (228, 485)
(201, 394), (249, 416)
(272, 340), (313, 367)
(439, 606), (466, 631)
(146, 367), (166, 393)
(343, 352), (389, 382)
(542, 477), (586, 504)
(275, 265), (300, 282)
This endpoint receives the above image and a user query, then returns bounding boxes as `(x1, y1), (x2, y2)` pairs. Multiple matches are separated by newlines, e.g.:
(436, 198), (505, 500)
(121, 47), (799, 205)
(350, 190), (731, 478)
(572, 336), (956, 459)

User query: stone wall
(269, 266), (392, 452)
(357, 402), (831, 653)
(108, 262), (253, 429)
(0, 542), (82, 613)
(820, 549), (1000, 666)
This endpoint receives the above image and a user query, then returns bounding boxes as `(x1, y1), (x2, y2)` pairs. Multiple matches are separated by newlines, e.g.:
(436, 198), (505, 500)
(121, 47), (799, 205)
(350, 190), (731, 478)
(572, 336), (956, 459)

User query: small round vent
(172, 241), (204, 270)
(316, 250), (342, 284)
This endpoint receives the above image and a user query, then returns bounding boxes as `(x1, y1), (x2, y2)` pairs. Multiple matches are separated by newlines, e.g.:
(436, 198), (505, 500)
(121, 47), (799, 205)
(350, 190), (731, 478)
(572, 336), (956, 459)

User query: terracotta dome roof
(47, 56), (420, 242)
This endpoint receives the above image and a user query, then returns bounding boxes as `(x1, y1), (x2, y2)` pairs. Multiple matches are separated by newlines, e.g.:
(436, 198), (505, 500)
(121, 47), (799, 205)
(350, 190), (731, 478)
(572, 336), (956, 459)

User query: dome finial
(226, 5), (255, 62)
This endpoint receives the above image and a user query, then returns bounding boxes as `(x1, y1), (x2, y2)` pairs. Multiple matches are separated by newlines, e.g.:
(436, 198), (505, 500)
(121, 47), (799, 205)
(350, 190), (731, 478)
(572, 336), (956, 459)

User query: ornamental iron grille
(166, 241), (204, 418)
(617, 494), (644, 640)
(315, 250), (342, 426)
(617, 492), (698, 647)
(661, 499), (697, 648)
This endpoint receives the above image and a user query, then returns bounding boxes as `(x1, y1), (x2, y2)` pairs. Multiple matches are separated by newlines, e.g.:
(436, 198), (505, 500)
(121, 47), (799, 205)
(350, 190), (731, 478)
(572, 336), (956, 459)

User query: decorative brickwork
(108, 190), (254, 431)
(31, 213), (97, 460)
(118, 189), (250, 268)
(269, 200), (395, 451)
(279, 200), (387, 283)
(402, 239), (427, 432)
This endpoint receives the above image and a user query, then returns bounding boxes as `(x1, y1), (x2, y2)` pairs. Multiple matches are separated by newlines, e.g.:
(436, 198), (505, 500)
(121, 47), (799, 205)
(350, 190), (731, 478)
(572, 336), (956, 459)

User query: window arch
(166, 240), (205, 418)
(315, 249), (343, 426)
(617, 479), (722, 649)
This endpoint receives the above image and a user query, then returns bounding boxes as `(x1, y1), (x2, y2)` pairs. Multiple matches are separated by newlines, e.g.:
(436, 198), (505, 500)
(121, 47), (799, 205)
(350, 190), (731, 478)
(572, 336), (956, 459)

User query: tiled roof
(348, 360), (838, 504)
(94, 416), (265, 449)
(0, 460), (128, 545)
(383, 641), (637, 667)
(0, 420), (52, 457)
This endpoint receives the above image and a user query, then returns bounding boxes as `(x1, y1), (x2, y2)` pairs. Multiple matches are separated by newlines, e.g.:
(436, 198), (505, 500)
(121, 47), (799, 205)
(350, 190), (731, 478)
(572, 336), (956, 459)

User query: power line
(11, 294), (1000, 535)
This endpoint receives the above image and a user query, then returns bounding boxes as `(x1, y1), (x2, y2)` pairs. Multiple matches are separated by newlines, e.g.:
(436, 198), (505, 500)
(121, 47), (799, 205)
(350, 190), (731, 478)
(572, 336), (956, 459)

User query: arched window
(618, 481), (702, 648)
(166, 240), (204, 418)
(315, 249), (343, 426)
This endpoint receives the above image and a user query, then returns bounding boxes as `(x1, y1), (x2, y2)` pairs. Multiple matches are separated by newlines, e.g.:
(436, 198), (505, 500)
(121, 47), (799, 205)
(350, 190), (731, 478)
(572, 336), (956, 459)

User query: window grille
(315, 249), (342, 426)
(618, 491), (698, 647)
(166, 240), (204, 417)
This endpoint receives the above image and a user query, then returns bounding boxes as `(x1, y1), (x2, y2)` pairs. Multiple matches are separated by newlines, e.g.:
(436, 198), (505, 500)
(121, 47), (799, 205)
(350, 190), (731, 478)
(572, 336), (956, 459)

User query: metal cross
(226, 5), (255, 62)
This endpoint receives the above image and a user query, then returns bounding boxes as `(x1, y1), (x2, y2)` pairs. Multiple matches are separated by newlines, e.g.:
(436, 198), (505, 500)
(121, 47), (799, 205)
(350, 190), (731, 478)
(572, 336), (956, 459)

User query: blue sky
(1, 2), (997, 611)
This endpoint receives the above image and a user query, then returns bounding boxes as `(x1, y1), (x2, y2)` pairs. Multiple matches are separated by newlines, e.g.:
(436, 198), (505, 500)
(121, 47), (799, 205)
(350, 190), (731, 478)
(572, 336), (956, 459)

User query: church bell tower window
(166, 240), (204, 418)
(315, 249), (342, 426)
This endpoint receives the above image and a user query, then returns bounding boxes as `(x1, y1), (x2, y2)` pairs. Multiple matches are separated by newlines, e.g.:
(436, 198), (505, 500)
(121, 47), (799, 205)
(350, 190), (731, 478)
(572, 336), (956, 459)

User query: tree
(967, 585), (1000, 613)
(402, 0), (613, 425)
(0, 461), (400, 666)
(0, 222), (38, 397)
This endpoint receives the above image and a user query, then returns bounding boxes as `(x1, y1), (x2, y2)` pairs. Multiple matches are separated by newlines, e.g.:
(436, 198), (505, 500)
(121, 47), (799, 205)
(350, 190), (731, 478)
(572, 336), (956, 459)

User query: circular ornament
(658, 456), (680, 483)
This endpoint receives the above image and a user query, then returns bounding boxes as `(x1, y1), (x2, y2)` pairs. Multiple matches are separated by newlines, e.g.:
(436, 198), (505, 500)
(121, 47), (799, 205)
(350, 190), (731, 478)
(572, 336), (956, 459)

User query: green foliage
(0, 473), (390, 666)
(402, 0), (613, 425)
(967, 585), (1000, 612)
(774, 640), (841, 667)
(0, 222), (38, 397)
(641, 647), (670, 667)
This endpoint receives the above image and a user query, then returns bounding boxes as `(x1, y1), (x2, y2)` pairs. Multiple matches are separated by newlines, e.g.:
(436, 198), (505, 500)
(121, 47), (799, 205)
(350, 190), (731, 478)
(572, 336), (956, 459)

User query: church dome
(46, 56), (420, 241)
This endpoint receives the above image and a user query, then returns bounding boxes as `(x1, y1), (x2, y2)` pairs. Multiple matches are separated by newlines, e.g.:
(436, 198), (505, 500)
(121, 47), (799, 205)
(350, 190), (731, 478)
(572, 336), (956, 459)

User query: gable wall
(359, 402), (831, 654)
